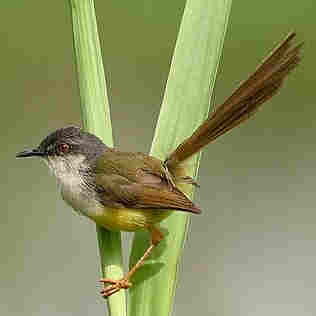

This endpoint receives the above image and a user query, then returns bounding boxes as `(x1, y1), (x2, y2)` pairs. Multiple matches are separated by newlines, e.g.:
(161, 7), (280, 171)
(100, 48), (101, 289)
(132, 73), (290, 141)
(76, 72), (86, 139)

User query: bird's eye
(59, 143), (70, 153)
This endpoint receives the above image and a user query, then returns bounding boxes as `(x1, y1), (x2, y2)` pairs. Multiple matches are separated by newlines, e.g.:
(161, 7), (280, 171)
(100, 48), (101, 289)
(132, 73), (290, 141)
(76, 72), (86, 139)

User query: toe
(99, 278), (117, 285)
(101, 285), (119, 297)
(102, 287), (120, 298)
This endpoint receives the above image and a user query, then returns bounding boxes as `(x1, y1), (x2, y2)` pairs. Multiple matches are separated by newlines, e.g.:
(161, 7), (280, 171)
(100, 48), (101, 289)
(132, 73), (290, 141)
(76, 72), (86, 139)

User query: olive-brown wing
(96, 173), (201, 214)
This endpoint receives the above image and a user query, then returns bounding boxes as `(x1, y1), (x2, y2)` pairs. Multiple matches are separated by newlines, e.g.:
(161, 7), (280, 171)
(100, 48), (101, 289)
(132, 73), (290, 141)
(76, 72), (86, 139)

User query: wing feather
(94, 151), (200, 214)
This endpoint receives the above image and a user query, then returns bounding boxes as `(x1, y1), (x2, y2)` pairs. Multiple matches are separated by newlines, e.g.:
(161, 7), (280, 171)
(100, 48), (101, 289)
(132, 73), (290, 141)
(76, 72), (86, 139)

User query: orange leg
(100, 226), (163, 298)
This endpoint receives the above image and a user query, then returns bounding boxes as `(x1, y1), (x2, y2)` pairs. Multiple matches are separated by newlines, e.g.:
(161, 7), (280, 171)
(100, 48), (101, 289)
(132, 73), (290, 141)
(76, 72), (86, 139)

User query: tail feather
(166, 32), (302, 169)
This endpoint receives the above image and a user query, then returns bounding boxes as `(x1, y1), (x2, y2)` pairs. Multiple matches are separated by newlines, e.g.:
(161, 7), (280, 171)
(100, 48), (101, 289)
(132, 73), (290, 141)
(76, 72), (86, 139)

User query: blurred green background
(1, 1), (315, 315)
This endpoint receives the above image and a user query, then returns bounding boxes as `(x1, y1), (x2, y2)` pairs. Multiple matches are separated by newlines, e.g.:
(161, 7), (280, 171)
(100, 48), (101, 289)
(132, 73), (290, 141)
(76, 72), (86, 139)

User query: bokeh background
(1, 1), (315, 315)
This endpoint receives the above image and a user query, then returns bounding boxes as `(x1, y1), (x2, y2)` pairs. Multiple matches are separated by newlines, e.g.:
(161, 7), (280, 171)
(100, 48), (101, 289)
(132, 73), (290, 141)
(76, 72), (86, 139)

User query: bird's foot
(100, 278), (132, 298)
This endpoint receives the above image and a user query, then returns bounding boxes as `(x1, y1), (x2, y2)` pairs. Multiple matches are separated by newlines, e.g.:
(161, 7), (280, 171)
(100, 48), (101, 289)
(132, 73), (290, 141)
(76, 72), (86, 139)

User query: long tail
(165, 32), (303, 169)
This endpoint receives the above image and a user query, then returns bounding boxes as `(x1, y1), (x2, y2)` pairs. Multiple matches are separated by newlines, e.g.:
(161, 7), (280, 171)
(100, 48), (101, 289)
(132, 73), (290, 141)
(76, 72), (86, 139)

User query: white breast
(60, 170), (91, 214)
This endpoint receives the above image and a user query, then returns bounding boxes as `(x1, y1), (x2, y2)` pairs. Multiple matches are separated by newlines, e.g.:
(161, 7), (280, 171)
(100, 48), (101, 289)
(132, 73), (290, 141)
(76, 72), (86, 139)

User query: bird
(16, 32), (302, 297)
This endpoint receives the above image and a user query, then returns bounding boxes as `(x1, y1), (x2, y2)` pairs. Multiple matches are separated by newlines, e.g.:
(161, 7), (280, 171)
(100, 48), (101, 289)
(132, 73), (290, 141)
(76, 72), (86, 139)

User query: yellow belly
(89, 206), (172, 232)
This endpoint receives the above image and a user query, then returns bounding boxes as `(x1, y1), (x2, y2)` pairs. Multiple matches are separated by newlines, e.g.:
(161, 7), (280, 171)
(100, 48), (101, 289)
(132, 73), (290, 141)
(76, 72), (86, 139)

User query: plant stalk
(68, 1), (126, 315)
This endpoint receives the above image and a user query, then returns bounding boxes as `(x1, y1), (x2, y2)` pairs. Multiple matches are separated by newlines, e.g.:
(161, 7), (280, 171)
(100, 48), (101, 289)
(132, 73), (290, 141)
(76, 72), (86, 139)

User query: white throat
(44, 154), (101, 216)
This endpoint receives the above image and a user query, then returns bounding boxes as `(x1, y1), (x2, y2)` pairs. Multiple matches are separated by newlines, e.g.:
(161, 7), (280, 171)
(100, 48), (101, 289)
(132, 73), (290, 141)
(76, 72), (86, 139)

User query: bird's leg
(100, 226), (163, 298)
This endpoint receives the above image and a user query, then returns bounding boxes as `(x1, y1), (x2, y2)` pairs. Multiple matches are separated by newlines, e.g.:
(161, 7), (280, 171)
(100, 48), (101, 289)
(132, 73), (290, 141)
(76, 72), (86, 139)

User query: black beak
(16, 149), (45, 158)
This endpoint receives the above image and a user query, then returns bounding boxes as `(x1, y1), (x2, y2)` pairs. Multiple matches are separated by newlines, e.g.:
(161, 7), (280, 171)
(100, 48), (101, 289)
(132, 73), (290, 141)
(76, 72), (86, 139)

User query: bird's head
(16, 126), (106, 178)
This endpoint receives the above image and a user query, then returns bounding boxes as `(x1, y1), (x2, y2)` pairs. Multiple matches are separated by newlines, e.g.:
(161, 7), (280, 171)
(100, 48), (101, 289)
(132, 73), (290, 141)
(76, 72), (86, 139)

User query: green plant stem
(68, 1), (126, 315)
(129, 0), (232, 315)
